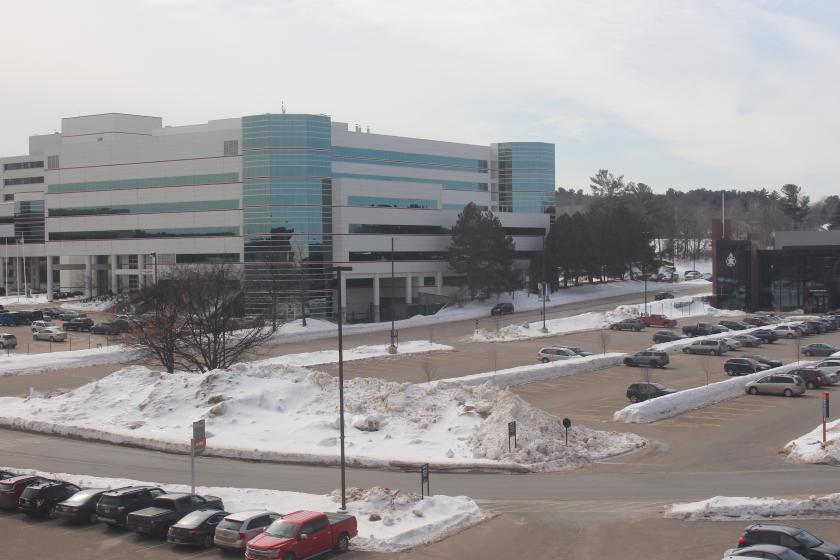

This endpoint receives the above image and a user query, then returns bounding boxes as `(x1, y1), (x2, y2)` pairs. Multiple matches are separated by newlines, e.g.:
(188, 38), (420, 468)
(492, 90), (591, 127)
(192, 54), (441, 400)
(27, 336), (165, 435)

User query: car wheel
(682, 348), (690, 354)
(283, 553), (296, 560)
(635, 327), (641, 332)
(748, 387), (759, 395)
(784, 389), (794, 397)
(541, 358), (549, 364)
(787, 333), (793, 339)
(713, 350), (719, 356)
(335, 533), (351, 553)
(629, 395), (640, 403)
(32, 335), (37, 340)
(806, 381), (815, 389)
(88, 512), (97, 524)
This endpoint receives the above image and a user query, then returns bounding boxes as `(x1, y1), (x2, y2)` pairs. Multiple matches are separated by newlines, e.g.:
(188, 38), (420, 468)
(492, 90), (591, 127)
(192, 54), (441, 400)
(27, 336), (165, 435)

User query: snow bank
(0, 294), (49, 307)
(0, 467), (483, 553)
(784, 419), (840, 465)
(665, 494), (840, 521)
(613, 362), (812, 423)
(0, 345), (136, 377)
(443, 353), (626, 388)
(0, 363), (644, 472)
(60, 298), (117, 312)
(261, 340), (452, 368)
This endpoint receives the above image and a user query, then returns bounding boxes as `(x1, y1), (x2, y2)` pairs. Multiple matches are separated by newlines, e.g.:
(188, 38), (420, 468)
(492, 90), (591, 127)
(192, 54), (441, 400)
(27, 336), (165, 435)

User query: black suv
(626, 382), (675, 403)
(719, 320), (750, 331)
(18, 480), (82, 516)
(63, 317), (94, 332)
(96, 486), (167, 527)
(652, 330), (684, 344)
(738, 524), (840, 559)
(490, 303), (514, 316)
(623, 351), (669, 368)
(654, 292), (674, 301)
(724, 358), (769, 376)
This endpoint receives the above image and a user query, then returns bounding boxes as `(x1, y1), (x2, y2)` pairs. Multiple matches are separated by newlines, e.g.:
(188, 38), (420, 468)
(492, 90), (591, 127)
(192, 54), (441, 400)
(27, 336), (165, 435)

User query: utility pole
(388, 237), (397, 354)
(541, 242), (548, 333)
(333, 265), (352, 512)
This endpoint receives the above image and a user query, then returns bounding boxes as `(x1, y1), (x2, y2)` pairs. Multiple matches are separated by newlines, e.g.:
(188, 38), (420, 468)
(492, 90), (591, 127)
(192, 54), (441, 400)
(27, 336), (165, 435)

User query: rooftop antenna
(281, 101), (286, 115)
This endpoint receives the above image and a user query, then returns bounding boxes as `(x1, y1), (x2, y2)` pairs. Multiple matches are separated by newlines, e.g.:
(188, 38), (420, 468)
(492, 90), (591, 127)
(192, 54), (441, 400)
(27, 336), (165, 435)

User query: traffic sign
(193, 419), (206, 453)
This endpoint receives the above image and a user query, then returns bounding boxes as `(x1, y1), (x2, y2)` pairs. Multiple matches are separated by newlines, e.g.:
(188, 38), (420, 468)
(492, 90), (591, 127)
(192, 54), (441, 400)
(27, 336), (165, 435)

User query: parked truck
(246, 510), (358, 559)
(682, 322), (726, 337)
(126, 493), (224, 536)
(640, 314), (677, 328)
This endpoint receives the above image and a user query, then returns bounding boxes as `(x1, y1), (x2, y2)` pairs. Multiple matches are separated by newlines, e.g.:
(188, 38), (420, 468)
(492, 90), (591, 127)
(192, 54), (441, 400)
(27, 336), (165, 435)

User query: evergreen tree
(778, 183), (810, 230)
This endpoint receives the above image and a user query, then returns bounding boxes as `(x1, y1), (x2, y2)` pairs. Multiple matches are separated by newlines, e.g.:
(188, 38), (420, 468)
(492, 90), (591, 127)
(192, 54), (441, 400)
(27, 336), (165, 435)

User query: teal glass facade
(496, 142), (555, 213)
(242, 114), (334, 316)
(48, 173), (239, 194)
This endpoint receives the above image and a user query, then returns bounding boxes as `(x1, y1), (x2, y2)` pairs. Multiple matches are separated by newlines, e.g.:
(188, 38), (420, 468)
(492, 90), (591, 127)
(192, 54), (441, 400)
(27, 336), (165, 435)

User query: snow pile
(0, 467), (483, 553)
(0, 294), (50, 306)
(613, 362), (812, 423)
(784, 419), (840, 465)
(60, 298), (117, 312)
(444, 353), (626, 388)
(616, 295), (741, 322)
(0, 362), (644, 472)
(261, 340), (452, 368)
(0, 345), (136, 377)
(665, 494), (840, 521)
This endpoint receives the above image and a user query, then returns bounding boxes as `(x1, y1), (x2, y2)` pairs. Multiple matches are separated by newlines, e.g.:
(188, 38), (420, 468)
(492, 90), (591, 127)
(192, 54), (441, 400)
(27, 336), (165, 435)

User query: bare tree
(128, 265), (275, 373)
(421, 356), (438, 385)
(598, 329), (611, 354)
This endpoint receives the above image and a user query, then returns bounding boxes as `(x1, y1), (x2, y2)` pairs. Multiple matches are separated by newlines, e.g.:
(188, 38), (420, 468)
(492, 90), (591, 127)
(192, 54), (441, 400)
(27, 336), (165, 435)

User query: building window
(224, 140), (239, 156)
(348, 224), (449, 235)
(49, 226), (239, 241)
(128, 255), (138, 269)
(3, 194), (12, 201)
(3, 176), (44, 186)
(47, 155), (59, 170)
(3, 161), (43, 171)
(423, 276), (436, 287)
(129, 275), (139, 290)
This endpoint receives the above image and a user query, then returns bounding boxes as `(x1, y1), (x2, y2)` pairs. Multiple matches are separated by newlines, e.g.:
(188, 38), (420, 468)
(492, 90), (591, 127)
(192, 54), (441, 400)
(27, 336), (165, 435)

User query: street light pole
(334, 265), (352, 512)
(388, 237), (397, 354)
(541, 242), (548, 333)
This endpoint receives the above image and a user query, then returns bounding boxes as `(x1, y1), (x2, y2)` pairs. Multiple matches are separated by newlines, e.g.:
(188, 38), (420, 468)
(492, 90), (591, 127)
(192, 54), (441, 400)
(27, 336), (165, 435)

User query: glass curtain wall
(496, 142), (555, 214)
(759, 248), (840, 312)
(242, 114), (334, 319)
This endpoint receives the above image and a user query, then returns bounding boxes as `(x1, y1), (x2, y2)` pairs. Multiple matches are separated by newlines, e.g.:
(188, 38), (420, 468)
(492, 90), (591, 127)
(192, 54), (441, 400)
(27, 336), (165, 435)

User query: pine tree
(778, 183), (810, 230)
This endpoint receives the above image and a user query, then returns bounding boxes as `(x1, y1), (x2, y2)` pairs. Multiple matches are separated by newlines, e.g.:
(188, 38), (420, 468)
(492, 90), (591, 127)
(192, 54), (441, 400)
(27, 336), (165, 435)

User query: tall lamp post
(388, 237), (397, 354)
(641, 231), (651, 315)
(333, 265), (352, 512)
(540, 241), (548, 333)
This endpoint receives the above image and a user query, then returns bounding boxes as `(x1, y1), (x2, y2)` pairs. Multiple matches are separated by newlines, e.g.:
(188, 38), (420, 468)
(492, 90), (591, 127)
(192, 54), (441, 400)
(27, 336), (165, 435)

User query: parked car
(722, 338), (742, 351)
(0, 333), (17, 349)
(610, 318), (645, 332)
(744, 316), (771, 327)
(751, 329), (779, 343)
(127, 493), (224, 536)
(725, 358), (769, 376)
(562, 346), (593, 357)
(683, 339), (728, 356)
(18, 480), (82, 517)
(490, 303), (514, 316)
(33, 327), (68, 342)
(214, 510), (283, 551)
(626, 382), (676, 403)
(16, 310), (44, 325)
(802, 343), (838, 357)
(724, 544), (809, 560)
(805, 321), (827, 334)
(814, 359), (840, 377)
(744, 355), (783, 369)
(683, 323), (727, 337)
(63, 317), (94, 332)
(719, 320), (751, 331)
(57, 311), (86, 322)
(91, 322), (121, 335)
(96, 486), (167, 527)
(641, 314), (677, 328)
(654, 292), (674, 301)
(245, 510), (358, 559)
(684, 271), (703, 280)
(775, 325), (802, 339)
(30, 320), (54, 333)
(789, 368), (828, 389)
(0, 475), (49, 510)
(745, 374), (806, 397)
(53, 487), (107, 523)
(653, 330), (685, 343)
(737, 524), (840, 560)
(0, 471), (15, 480)
(167, 509), (229, 548)
(537, 347), (578, 363)
(731, 334), (763, 348)
(623, 351), (669, 368)
(0, 314), (16, 326)
(794, 322), (816, 336)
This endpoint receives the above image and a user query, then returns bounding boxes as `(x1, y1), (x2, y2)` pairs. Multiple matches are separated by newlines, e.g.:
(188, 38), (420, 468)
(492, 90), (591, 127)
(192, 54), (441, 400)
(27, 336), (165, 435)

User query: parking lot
(0, 306), (118, 355)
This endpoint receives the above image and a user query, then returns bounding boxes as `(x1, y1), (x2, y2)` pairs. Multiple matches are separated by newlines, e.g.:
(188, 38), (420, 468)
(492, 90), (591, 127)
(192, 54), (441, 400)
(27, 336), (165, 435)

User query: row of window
(333, 146), (488, 173)
(176, 253), (240, 264)
(335, 172), (488, 192)
(347, 196), (437, 209)
(49, 226), (239, 241)
(3, 161), (43, 171)
(47, 172), (240, 194)
(348, 224), (449, 235)
(350, 251), (448, 262)
(443, 203), (488, 211)
(4, 176), (44, 186)
(48, 199), (240, 217)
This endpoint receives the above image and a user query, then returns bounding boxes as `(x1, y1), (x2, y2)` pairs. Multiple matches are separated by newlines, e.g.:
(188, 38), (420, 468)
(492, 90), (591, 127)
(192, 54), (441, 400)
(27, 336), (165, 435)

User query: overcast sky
(3, 0), (838, 198)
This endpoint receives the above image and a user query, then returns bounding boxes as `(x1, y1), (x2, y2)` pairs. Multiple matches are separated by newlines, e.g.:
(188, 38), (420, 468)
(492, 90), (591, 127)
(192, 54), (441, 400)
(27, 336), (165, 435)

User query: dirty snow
(0, 467), (483, 553)
(665, 494), (840, 521)
(0, 345), (136, 378)
(784, 418), (840, 465)
(0, 362), (644, 472)
(613, 362), (813, 423)
(60, 299), (117, 312)
(262, 340), (452, 368)
(443, 353), (626, 388)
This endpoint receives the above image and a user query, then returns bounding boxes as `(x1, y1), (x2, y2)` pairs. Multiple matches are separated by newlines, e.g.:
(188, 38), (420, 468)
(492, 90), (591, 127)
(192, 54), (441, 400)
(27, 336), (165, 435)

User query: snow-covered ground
(0, 467), (483, 553)
(0, 293), (49, 307)
(0, 345), (136, 378)
(0, 362), (645, 472)
(665, 494), (840, 521)
(784, 419), (840, 465)
(613, 362), (813, 424)
(60, 298), (117, 312)
(471, 292), (719, 343)
(442, 353), (626, 388)
(261, 340), (452, 368)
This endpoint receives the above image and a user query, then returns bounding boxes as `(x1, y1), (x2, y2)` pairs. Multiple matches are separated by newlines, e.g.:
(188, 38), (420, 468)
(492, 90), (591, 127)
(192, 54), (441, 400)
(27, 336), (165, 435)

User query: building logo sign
(725, 252), (737, 268)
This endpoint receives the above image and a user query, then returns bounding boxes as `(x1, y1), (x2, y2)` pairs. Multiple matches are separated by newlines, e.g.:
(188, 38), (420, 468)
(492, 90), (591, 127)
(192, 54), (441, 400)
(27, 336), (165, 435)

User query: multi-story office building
(0, 112), (554, 321)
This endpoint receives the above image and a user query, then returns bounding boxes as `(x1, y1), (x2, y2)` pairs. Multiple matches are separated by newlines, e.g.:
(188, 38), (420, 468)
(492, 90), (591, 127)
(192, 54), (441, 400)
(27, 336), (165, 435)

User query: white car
(815, 359), (840, 377)
(537, 347), (578, 363)
(33, 327), (68, 342)
(214, 510), (282, 551)
(31, 320), (54, 333)
(723, 337), (742, 351)
(774, 325), (801, 339)
(684, 271), (703, 280)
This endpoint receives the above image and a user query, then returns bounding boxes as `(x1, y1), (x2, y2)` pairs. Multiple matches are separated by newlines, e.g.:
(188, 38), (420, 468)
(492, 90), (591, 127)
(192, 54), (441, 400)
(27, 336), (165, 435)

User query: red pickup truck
(245, 510), (357, 559)
(640, 314), (677, 328)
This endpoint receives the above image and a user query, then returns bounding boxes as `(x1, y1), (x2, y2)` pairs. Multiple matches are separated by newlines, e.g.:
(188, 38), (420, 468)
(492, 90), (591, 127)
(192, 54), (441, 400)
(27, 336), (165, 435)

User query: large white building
(0, 112), (554, 321)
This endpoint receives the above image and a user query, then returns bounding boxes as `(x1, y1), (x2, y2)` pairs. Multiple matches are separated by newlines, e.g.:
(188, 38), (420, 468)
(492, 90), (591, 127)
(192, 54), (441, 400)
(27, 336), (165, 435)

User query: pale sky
(3, 0), (838, 198)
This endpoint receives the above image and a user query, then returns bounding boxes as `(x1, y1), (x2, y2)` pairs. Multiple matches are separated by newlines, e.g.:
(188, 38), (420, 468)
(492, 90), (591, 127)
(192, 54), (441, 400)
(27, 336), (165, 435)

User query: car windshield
(265, 520), (298, 539)
(62, 488), (102, 505)
(650, 383), (668, 390)
(795, 530), (822, 547)
(177, 510), (215, 527)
